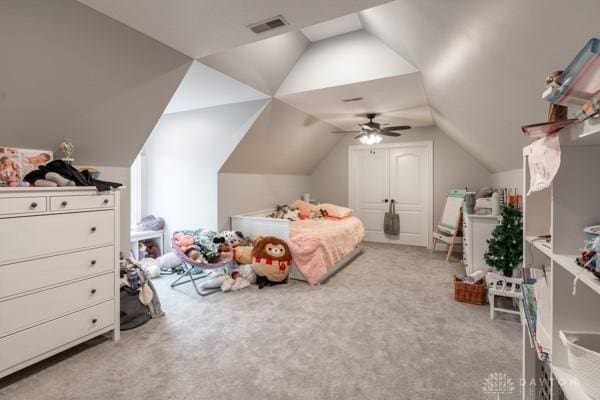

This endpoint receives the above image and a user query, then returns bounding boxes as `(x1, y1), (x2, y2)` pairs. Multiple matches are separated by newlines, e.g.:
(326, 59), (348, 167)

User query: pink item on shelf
(526, 133), (561, 195)
(7, 181), (30, 187)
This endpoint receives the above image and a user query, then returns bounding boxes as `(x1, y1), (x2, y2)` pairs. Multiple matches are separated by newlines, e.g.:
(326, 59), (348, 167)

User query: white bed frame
(231, 210), (362, 284)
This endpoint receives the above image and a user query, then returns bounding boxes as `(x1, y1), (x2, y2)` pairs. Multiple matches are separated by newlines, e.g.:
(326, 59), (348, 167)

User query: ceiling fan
(330, 113), (411, 144)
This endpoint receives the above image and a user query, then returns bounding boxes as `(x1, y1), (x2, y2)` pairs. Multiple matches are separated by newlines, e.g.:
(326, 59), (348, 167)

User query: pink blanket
(288, 216), (364, 285)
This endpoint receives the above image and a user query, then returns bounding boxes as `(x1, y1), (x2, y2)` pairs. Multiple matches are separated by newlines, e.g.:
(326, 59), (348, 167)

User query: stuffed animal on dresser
(251, 236), (292, 288)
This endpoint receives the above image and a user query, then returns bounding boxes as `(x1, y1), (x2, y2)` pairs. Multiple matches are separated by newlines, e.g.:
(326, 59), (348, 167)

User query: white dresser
(0, 187), (120, 378)
(462, 212), (499, 275)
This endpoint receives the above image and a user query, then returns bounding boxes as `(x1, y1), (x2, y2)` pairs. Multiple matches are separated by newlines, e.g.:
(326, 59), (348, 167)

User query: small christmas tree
(484, 205), (523, 276)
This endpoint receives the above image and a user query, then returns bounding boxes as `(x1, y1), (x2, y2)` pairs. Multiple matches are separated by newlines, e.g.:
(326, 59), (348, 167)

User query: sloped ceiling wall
(164, 61), (269, 114)
(201, 32), (310, 96)
(0, 0), (192, 167)
(220, 99), (342, 175)
(360, 0), (600, 172)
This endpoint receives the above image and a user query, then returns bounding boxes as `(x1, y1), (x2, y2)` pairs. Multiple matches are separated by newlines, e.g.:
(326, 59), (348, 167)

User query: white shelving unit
(522, 118), (600, 400)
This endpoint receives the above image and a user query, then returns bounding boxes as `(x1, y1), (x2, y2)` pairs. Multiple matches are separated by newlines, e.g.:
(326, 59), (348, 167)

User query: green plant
(484, 205), (523, 276)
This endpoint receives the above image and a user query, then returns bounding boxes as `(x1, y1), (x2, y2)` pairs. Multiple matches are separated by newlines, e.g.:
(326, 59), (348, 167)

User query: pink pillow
(290, 199), (318, 217)
(320, 203), (352, 219)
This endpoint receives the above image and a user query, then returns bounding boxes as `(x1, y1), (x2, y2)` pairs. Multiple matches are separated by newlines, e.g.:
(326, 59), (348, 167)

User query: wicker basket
(454, 277), (487, 305)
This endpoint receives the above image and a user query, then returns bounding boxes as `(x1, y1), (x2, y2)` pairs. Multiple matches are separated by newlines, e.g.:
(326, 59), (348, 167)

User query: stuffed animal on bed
(251, 236), (292, 289)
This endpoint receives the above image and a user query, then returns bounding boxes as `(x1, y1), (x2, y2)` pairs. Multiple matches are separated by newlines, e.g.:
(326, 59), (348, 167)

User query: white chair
(432, 189), (466, 261)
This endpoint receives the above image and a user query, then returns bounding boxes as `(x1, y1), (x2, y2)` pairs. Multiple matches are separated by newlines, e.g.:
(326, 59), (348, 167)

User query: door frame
(348, 141), (434, 248)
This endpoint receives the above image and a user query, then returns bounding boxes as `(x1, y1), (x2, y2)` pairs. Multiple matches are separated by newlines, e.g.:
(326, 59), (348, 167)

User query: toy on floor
(234, 245), (253, 265)
(251, 236), (292, 289)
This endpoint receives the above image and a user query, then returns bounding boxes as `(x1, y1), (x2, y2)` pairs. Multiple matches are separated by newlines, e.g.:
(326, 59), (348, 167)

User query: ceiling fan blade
(354, 133), (366, 139)
(380, 131), (402, 137)
(382, 125), (411, 131)
(330, 130), (362, 134)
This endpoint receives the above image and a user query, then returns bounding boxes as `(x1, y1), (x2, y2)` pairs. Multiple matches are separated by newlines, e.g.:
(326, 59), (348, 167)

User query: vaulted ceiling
(10, 0), (596, 173)
(360, 0), (600, 171)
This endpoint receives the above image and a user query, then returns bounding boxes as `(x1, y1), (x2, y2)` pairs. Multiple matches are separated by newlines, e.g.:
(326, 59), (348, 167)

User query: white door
(350, 148), (390, 242)
(388, 146), (430, 246)
(349, 142), (431, 247)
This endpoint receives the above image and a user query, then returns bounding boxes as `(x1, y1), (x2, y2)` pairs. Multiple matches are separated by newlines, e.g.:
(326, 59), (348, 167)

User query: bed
(231, 210), (364, 285)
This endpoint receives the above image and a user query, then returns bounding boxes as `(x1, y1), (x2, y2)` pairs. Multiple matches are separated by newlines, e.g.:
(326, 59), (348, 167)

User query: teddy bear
(173, 233), (195, 251)
(251, 236), (292, 289)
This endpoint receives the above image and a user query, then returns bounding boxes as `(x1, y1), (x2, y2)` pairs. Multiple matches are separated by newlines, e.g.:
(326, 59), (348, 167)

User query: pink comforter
(288, 216), (364, 285)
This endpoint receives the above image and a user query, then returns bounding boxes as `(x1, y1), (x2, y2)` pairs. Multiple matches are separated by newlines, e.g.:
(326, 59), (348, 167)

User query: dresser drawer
(50, 193), (114, 212)
(0, 273), (114, 337)
(0, 196), (47, 216)
(0, 300), (114, 373)
(0, 246), (114, 299)
(0, 210), (114, 265)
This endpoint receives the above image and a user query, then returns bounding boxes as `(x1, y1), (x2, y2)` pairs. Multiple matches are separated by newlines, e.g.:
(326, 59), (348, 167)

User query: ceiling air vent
(248, 15), (289, 34)
(342, 97), (363, 103)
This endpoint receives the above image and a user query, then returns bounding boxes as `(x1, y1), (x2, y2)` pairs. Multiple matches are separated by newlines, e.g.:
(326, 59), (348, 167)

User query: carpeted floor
(0, 242), (521, 400)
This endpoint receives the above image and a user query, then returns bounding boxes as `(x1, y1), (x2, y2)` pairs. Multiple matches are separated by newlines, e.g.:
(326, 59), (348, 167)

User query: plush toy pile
(170, 229), (294, 292)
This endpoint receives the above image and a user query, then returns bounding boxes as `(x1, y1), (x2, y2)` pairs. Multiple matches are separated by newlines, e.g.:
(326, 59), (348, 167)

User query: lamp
(359, 132), (383, 145)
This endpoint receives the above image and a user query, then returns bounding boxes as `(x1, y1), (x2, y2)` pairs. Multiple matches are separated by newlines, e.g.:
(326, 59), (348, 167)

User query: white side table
(130, 230), (164, 260)
(486, 272), (523, 322)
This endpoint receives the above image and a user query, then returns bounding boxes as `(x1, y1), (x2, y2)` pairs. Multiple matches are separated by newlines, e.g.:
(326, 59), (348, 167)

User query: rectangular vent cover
(248, 15), (289, 34)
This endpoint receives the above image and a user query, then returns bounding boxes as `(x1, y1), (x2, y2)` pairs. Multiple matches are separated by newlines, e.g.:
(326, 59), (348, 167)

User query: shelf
(561, 117), (600, 147)
(553, 366), (592, 400)
(554, 253), (600, 296)
(526, 236), (553, 259)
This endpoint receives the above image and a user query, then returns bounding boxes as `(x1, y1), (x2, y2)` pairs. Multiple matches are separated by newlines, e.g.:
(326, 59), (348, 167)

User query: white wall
(142, 99), (268, 241)
(218, 173), (311, 230)
(0, 0), (191, 167)
(309, 125), (492, 229)
(491, 168), (523, 194)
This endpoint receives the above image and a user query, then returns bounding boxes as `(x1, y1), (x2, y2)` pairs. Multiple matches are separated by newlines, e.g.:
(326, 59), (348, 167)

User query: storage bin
(454, 278), (486, 305)
(559, 330), (600, 399)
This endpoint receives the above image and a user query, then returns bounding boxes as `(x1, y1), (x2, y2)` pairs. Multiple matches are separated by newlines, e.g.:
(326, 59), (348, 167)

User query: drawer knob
(91, 318), (98, 324)
(61, 201), (68, 207)
(91, 260), (97, 266)
(103, 199), (109, 205)
(90, 289), (97, 295)
(90, 226), (97, 233)
(30, 202), (38, 208)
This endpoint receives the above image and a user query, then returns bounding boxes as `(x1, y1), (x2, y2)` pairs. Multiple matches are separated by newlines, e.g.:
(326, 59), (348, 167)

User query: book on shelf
(522, 281), (551, 361)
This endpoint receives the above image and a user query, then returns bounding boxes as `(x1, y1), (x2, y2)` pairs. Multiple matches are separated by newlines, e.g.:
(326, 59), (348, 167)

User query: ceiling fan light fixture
(360, 132), (382, 145)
